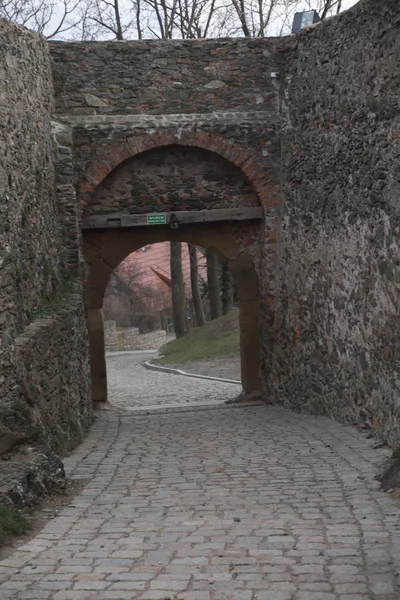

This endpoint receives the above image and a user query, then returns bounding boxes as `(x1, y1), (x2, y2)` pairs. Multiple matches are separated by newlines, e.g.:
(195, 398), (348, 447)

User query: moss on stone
(27, 275), (79, 323)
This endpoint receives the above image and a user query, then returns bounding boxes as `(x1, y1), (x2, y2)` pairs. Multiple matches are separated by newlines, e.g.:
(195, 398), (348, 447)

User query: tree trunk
(221, 261), (234, 315)
(170, 241), (186, 338)
(188, 244), (206, 327)
(207, 250), (222, 320)
(114, 0), (123, 39)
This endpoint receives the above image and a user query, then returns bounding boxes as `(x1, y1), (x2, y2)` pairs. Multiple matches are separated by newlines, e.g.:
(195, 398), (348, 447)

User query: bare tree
(1, 0), (351, 39)
(170, 242), (186, 338)
(318, 0), (343, 19)
(79, 0), (219, 41)
(136, 0), (226, 39)
(78, 0), (142, 40)
(0, 0), (81, 38)
(139, 0), (175, 38)
(173, 0), (222, 38)
(103, 257), (147, 325)
(229, 0), (292, 38)
(188, 244), (206, 326)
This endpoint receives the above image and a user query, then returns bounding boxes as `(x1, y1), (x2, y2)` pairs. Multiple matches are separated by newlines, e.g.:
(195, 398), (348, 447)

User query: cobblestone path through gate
(1, 361), (400, 599)
(106, 352), (241, 409)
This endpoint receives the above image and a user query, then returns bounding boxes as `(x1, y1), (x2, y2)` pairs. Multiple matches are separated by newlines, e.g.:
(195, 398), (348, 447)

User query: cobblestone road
(106, 352), (240, 408)
(1, 377), (400, 599)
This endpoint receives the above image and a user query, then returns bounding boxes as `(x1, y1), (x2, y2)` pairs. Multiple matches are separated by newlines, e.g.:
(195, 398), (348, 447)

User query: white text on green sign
(147, 214), (167, 225)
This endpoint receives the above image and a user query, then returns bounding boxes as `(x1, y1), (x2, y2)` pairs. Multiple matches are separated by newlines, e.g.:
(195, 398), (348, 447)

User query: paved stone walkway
(1, 380), (400, 599)
(161, 357), (241, 382)
(106, 352), (240, 409)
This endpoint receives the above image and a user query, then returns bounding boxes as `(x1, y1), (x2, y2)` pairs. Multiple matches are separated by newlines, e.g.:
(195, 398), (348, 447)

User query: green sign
(147, 214), (167, 225)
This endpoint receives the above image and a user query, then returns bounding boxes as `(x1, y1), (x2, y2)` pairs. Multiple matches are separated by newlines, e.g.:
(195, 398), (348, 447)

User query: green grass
(158, 310), (240, 364)
(27, 276), (78, 323)
(0, 506), (30, 546)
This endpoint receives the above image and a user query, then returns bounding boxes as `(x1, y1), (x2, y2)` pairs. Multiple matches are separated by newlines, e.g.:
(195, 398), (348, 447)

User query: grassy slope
(158, 310), (240, 364)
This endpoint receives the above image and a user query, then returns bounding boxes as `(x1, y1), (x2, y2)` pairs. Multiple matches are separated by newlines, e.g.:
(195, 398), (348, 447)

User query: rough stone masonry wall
(13, 298), (91, 454)
(50, 36), (282, 404)
(0, 21), (91, 458)
(87, 145), (257, 217)
(105, 321), (166, 352)
(276, 0), (400, 447)
(49, 37), (282, 216)
(0, 21), (60, 334)
(50, 38), (279, 117)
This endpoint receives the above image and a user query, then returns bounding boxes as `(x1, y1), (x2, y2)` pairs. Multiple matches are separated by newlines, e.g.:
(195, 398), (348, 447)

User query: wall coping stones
(60, 111), (279, 130)
(49, 36), (283, 52)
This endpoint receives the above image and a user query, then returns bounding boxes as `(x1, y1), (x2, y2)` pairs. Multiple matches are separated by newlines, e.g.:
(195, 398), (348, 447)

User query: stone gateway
(0, 0), (399, 466)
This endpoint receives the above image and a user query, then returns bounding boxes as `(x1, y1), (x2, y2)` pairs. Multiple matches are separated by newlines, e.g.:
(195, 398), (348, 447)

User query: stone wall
(50, 38), (280, 117)
(49, 0), (400, 449)
(2, 0), (395, 451)
(12, 298), (91, 454)
(133, 329), (167, 351)
(52, 34), (280, 403)
(0, 21), (61, 335)
(105, 321), (166, 351)
(48, 38), (282, 219)
(87, 145), (257, 217)
(0, 21), (91, 457)
(104, 320), (119, 352)
(274, 0), (400, 446)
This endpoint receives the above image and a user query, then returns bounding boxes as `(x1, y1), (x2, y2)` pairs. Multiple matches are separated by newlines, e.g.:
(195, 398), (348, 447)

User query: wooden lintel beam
(81, 207), (262, 230)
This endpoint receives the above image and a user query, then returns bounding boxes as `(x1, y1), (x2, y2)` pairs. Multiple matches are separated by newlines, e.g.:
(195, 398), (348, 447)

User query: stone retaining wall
(105, 321), (166, 351)
(0, 20), (60, 372)
(104, 319), (119, 352)
(133, 329), (167, 351)
(1, 296), (91, 456)
(0, 448), (66, 509)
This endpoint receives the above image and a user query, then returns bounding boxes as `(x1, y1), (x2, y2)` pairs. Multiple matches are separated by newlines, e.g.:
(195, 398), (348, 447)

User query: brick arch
(79, 129), (277, 217)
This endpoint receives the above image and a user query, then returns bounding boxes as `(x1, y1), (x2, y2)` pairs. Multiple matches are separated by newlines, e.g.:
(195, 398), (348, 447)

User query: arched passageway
(80, 139), (268, 404)
(84, 224), (260, 403)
